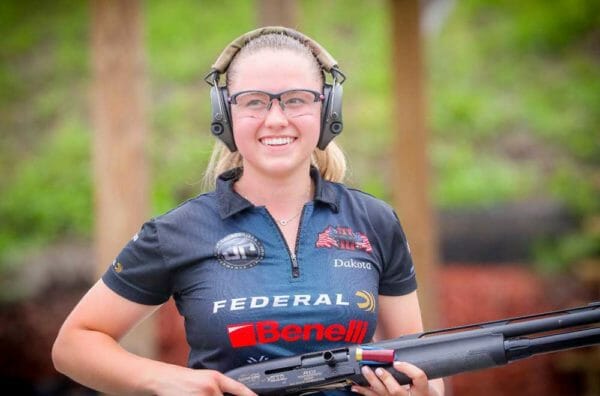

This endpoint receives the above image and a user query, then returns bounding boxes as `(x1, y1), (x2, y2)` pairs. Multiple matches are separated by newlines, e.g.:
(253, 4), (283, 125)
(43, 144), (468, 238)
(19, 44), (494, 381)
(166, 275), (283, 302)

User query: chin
(249, 157), (312, 178)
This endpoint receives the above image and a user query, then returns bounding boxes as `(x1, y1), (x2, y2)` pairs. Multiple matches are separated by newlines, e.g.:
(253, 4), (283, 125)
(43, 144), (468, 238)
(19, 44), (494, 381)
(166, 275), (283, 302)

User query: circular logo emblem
(215, 232), (264, 270)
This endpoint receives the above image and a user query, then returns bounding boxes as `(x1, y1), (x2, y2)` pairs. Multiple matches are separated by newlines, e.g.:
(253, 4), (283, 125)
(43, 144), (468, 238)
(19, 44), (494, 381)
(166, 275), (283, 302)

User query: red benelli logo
(227, 320), (369, 348)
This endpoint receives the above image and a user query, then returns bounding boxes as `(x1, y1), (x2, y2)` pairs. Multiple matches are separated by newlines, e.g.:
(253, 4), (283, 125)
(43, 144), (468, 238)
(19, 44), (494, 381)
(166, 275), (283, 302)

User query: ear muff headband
(211, 26), (340, 74)
(205, 26), (346, 152)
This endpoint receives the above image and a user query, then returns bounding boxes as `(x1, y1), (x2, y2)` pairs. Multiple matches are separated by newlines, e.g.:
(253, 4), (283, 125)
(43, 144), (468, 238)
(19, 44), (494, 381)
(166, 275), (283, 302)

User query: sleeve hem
(102, 271), (169, 305)
(379, 273), (418, 296)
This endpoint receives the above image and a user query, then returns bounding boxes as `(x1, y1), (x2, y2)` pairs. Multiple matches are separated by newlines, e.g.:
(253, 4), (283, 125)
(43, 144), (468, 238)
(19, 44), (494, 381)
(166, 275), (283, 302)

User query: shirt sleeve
(102, 219), (172, 305)
(378, 210), (417, 296)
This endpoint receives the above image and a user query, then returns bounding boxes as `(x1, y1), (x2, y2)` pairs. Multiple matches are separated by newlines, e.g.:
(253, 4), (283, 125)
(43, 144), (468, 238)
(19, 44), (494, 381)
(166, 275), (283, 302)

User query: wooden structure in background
(257, 0), (298, 27)
(388, 0), (440, 330)
(90, 0), (154, 359)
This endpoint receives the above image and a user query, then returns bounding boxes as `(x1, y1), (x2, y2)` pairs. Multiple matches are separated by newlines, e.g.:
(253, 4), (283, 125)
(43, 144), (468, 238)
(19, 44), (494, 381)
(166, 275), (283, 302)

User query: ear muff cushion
(320, 84), (331, 126)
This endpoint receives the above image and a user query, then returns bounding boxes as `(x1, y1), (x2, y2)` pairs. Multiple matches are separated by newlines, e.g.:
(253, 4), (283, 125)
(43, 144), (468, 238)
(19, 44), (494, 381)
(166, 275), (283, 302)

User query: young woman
(52, 27), (444, 396)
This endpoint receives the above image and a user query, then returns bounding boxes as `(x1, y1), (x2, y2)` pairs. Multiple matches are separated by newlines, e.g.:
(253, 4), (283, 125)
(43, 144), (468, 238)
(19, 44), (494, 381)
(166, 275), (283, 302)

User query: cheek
(231, 115), (261, 135)
(294, 116), (321, 142)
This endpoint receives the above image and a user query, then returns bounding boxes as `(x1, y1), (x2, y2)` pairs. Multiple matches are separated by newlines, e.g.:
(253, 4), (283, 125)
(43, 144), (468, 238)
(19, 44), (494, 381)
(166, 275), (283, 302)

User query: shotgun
(225, 302), (600, 395)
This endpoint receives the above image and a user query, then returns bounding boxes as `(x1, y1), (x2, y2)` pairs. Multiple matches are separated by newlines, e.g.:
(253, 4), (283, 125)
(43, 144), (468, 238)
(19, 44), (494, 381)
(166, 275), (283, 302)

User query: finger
(351, 384), (379, 396)
(375, 366), (404, 395)
(360, 365), (388, 395)
(393, 362), (429, 392)
(218, 373), (258, 396)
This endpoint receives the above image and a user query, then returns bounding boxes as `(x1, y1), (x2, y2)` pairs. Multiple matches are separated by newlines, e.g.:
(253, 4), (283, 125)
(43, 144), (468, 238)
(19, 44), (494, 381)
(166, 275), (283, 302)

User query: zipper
(266, 206), (306, 278)
(290, 252), (300, 278)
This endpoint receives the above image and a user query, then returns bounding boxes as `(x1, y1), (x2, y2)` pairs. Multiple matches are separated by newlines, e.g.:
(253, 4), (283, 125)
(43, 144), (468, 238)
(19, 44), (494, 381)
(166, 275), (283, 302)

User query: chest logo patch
(316, 225), (373, 253)
(215, 232), (264, 270)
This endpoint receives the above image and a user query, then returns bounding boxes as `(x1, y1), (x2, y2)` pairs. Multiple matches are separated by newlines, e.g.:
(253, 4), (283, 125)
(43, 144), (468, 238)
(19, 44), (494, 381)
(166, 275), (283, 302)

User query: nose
(264, 99), (288, 127)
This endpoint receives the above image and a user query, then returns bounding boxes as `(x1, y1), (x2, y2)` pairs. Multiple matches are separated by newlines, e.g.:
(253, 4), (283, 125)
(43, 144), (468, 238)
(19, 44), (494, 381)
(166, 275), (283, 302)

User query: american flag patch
(316, 225), (373, 253)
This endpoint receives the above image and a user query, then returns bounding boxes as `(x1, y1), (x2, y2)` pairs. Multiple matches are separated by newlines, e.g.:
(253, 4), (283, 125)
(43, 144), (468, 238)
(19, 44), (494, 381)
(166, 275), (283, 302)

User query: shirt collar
(216, 166), (339, 219)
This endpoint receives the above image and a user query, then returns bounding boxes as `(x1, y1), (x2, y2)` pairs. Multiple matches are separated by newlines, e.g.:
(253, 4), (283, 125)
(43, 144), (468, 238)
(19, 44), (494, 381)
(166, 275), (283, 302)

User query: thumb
(218, 373), (258, 396)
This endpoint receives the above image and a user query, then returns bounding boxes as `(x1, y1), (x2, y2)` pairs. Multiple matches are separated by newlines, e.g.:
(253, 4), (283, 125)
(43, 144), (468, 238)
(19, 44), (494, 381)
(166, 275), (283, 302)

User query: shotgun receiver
(225, 302), (600, 395)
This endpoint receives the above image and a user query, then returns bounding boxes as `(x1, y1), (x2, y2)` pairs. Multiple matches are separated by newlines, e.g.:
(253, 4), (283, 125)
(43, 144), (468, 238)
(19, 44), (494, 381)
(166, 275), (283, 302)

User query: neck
(234, 165), (313, 208)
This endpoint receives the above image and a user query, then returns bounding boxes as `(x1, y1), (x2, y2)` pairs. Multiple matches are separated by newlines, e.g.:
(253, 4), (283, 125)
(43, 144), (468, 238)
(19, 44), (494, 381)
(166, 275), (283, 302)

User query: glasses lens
(234, 92), (270, 115)
(281, 90), (319, 117)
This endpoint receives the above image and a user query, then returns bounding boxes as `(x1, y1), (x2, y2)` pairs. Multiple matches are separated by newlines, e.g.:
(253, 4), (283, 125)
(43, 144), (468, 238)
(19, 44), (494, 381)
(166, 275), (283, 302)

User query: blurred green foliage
(428, 0), (599, 271)
(0, 117), (92, 258)
(0, 0), (598, 272)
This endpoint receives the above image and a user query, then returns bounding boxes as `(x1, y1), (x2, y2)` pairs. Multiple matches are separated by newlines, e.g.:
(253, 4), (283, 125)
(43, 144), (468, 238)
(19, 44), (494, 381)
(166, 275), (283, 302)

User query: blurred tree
(257, 0), (298, 27)
(389, 0), (440, 330)
(90, 0), (154, 360)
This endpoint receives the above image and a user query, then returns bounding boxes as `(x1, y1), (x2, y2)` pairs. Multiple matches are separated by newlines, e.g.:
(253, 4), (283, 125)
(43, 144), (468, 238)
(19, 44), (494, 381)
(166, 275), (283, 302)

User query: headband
(205, 26), (344, 84)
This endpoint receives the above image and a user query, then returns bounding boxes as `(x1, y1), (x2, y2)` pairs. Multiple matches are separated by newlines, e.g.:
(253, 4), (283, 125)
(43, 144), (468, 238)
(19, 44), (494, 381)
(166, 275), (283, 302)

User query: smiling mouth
(260, 137), (296, 146)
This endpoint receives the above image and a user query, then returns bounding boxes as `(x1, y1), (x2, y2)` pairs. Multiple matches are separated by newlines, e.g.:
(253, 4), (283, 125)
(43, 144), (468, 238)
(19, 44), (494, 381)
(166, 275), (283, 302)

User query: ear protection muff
(204, 26), (346, 152)
(319, 72), (344, 150)
(208, 81), (235, 151)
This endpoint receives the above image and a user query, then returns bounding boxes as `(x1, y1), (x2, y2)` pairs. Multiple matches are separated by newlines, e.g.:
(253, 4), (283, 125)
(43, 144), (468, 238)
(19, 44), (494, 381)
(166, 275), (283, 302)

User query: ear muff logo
(355, 290), (376, 312)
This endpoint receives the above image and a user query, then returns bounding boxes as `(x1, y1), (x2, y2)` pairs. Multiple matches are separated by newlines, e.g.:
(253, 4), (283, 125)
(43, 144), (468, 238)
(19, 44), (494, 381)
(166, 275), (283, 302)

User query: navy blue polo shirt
(103, 167), (417, 378)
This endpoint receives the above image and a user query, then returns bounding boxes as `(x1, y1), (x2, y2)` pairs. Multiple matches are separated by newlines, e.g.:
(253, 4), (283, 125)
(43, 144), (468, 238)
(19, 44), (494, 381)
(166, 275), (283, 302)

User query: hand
(351, 361), (433, 396)
(151, 366), (257, 396)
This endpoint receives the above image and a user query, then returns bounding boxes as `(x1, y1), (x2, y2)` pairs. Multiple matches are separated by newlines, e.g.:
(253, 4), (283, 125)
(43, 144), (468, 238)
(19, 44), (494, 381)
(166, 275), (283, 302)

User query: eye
(285, 97), (308, 105)
(282, 91), (313, 107)
(245, 99), (268, 108)
(236, 92), (269, 109)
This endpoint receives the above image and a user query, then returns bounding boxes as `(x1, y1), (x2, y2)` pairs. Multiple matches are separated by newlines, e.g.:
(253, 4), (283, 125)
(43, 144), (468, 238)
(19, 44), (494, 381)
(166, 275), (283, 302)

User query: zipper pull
(290, 253), (300, 278)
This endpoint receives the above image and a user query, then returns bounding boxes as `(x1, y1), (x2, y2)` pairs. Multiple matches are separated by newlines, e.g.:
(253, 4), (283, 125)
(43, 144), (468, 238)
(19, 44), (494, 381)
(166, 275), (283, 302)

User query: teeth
(261, 137), (294, 146)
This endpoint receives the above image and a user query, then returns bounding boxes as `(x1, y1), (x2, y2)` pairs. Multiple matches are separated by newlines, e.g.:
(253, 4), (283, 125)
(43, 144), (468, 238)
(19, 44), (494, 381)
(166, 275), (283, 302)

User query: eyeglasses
(229, 89), (324, 119)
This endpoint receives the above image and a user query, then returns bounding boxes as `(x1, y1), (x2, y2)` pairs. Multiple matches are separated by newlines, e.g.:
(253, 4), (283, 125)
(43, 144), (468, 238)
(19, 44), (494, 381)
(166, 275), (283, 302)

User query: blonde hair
(202, 32), (348, 190)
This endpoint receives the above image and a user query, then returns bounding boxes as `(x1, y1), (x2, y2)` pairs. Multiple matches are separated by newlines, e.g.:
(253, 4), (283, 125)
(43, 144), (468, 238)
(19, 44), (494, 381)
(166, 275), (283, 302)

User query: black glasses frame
(228, 89), (324, 110)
